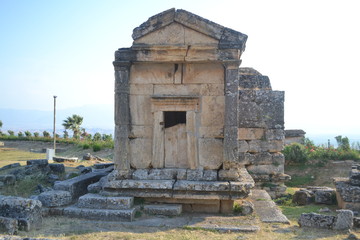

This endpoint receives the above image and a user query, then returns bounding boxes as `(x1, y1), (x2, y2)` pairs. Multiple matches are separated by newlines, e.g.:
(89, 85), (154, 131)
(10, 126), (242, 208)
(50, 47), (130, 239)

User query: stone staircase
(63, 193), (136, 221)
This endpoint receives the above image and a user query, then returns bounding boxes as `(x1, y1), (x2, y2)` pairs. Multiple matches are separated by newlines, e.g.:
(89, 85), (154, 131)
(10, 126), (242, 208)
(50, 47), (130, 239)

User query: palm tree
(62, 114), (83, 139)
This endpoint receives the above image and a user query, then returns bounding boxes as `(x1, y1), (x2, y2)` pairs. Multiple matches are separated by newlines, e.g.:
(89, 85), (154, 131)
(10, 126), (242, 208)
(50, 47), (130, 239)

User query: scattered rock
(80, 167), (92, 174)
(47, 174), (60, 184)
(27, 159), (48, 168)
(53, 156), (78, 163)
(83, 153), (106, 161)
(239, 200), (254, 216)
(354, 217), (360, 228)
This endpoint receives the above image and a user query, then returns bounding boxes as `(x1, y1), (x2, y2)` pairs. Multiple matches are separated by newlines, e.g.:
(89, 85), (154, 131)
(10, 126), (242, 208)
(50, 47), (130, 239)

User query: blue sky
(1, 0), (360, 137)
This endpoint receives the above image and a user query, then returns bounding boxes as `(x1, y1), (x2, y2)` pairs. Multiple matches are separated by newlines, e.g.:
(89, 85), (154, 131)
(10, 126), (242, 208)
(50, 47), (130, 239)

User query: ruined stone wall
(237, 68), (288, 198)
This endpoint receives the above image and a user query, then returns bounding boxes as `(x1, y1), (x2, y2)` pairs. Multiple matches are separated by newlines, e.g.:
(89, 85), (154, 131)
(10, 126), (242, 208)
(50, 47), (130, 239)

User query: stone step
(63, 206), (135, 222)
(144, 204), (182, 216)
(77, 193), (133, 210)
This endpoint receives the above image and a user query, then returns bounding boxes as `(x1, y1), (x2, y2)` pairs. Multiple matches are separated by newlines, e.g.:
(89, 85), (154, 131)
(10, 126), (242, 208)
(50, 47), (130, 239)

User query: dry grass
(11, 216), (359, 240)
(0, 148), (46, 167)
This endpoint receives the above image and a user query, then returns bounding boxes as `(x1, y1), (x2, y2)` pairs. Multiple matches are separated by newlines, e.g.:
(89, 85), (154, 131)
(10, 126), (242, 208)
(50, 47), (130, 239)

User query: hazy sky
(1, 0), (359, 137)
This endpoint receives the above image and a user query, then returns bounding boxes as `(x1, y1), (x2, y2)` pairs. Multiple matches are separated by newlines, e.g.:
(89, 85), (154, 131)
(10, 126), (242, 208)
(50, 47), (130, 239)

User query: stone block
(54, 171), (108, 199)
(248, 140), (283, 153)
(26, 159), (48, 168)
(238, 153), (254, 165)
(238, 140), (249, 153)
(77, 193), (133, 210)
(199, 126), (223, 138)
(132, 169), (149, 180)
(115, 93), (130, 125)
(298, 213), (335, 229)
(130, 126), (153, 138)
(333, 210), (353, 230)
(265, 129), (285, 140)
(354, 217), (360, 228)
(64, 206), (135, 222)
(0, 175), (16, 185)
(183, 63), (224, 84)
(0, 216), (18, 235)
(314, 189), (336, 205)
(173, 180), (229, 192)
(350, 168), (360, 186)
(129, 138), (152, 169)
(130, 84), (154, 95)
(247, 164), (284, 175)
(198, 138), (223, 170)
(220, 200), (234, 214)
(292, 190), (314, 205)
(148, 169), (178, 180)
(260, 100), (284, 129)
(49, 164), (65, 174)
(130, 63), (174, 84)
(218, 169), (240, 181)
(129, 95), (152, 125)
(238, 101), (262, 128)
(0, 196), (42, 231)
(144, 204), (182, 216)
(154, 84), (202, 95)
(200, 84), (224, 96)
(200, 96), (225, 127)
(38, 190), (72, 207)
(238, 128), (265, 140)
(0, 163), (20, 171)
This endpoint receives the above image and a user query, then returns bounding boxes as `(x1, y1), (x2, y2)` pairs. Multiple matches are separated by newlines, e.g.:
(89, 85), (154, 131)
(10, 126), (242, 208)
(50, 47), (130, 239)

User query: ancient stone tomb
(104, 8), (285, 212)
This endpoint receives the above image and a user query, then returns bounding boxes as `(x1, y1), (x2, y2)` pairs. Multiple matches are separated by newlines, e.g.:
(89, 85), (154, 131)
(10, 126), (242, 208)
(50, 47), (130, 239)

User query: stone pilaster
(223, 62), (240, 165)
(113, 61), (131, 170)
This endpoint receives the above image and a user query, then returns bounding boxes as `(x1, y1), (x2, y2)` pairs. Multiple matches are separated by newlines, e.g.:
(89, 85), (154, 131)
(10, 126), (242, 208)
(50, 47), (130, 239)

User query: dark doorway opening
(164, 111), (186, 128)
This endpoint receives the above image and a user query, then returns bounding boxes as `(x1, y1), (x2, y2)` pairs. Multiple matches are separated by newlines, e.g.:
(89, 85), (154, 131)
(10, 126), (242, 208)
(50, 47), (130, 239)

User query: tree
(335, 135), (350, 151)
(62, 114), (83, 139)
(0, 120), (2, 129)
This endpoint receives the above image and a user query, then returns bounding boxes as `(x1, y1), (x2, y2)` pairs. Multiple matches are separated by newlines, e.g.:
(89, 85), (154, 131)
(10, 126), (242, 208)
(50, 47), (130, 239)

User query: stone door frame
(151, 95), (199, 169)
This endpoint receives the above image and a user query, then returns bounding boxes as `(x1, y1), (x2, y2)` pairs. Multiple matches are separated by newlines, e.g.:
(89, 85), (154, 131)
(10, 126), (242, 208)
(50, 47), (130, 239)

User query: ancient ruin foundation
(103, 8), (286, 212)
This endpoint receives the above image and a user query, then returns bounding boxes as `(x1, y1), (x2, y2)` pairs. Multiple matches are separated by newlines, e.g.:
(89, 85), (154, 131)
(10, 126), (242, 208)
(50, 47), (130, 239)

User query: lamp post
(53, 96), (57, 152)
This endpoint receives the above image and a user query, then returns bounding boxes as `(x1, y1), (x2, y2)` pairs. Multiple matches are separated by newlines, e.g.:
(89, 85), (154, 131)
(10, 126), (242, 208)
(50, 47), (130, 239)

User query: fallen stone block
(292, 190), (314, 205)
(93, 163), (115, 169)
(49, 163), (65, 174)
(298, 213), (335, 229)
(354, 217), (360, 228)
(314, 189), (336, 205)
(27, 159), (48, 168)
(63, 206), (135, 221)
(333, 210), (353, 230)
(0, 175), (16, 185)
(77, 193), (133, 210)
(53, 156), (78, 163)
(0, 216), (18, 235)
(38, 190), (72, 207)
(54, 171), (108, 199)
(0, 196), (42, 231)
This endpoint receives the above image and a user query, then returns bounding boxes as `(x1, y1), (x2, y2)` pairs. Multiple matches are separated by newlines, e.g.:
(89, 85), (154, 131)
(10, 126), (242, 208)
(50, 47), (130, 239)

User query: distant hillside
(0, 104), (114, 134)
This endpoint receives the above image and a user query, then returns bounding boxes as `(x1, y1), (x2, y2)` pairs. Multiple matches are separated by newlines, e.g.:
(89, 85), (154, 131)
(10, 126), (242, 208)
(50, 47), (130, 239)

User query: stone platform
(102, 167), (254, 213)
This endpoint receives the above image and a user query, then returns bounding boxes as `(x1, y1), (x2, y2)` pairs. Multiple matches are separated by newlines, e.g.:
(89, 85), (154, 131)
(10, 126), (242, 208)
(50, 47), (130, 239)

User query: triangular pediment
(133, 22), (219, 46)
(132, 8), (247, 51)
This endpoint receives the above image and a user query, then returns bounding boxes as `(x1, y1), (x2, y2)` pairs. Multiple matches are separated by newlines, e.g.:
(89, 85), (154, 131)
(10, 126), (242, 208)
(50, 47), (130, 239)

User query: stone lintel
(115, 46), (242, 63)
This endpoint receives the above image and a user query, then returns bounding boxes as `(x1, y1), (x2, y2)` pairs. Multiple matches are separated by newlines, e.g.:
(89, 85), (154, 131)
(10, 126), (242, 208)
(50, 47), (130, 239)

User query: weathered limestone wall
(237, 68), (288, 198)
(128, 62), (225, 170)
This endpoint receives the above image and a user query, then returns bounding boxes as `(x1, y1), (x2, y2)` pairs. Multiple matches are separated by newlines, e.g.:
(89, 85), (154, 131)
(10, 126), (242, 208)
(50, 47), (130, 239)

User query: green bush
(92, 143), (102, 152)
(17, 131), (24, 137)
(43, 131), (50, 138)
(24, 131), (32, 137)
(283, 143), (308, 164)
(8, 130), (14, 136)
(33, 132), (39, 138)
